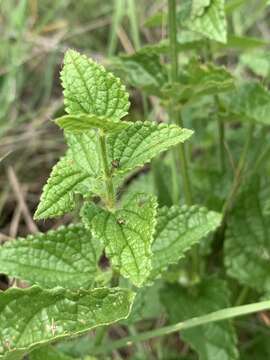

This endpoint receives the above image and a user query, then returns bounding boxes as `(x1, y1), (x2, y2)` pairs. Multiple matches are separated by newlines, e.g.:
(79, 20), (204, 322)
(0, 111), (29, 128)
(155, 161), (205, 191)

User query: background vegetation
(1, 0), (270, 359)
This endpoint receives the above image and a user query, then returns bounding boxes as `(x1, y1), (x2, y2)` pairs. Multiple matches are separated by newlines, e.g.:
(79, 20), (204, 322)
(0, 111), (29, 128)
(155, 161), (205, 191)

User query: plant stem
(94, 299), (270, 354)
(214, 95), (225, 173)
(98, 130), (115, 209)
(167, 0), (197, 278)
(127, 0), (140, 50)
(108, 0), (125, 56)
(167, 0), (192, 206)
(235, 286), (250, 306)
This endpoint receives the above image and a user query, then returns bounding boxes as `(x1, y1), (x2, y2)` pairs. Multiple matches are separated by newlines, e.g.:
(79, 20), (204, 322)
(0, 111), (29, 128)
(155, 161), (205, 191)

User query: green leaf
(161, 278), (239, 360)
(108, 122), (193, 177)
(82, 193), (158, 287)
(65, 132), (100, 177)
(0, 225), (102, 289)
(61, 49), (130, 118)
(222, 82), (270, 125)
(34, 154), (93, 220)
(224, 180), (270, 293)
(149, 205), (222, 281)
(179, 0), (227, 43)
(241, 52), (270, 78)
(113, 49), (168, 96)
(0, 286), (134, 360)
(55, 114), (129, 133)
(29, 346), (74, 360)
(162, 60), (234, 104)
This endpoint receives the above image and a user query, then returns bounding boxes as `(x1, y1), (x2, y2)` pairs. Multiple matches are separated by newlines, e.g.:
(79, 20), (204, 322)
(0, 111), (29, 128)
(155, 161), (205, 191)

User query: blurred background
(0, 0), (269, 245)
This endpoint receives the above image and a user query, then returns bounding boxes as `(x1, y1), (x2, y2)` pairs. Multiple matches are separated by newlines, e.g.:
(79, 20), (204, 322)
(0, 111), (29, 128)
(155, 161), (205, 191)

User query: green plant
(1, 0), (270, 359)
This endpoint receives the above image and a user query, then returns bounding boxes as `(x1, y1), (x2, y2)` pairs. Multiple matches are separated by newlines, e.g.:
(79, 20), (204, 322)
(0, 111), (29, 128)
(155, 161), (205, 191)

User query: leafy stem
(98, 130), (115, 209)
(94, 299), (270, 354)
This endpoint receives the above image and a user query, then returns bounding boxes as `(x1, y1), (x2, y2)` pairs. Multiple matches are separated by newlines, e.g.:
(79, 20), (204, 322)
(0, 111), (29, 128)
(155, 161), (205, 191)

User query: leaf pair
(82, 194), (222, 287)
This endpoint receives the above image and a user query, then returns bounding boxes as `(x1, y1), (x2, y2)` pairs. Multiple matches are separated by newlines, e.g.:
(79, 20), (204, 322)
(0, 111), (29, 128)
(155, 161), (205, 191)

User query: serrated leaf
(0, 225), (102, 289)
(61, 49), (130, 119)
(65, 132), (100, 177)
(149, 205), (221, 281)
(179, 0), (227, 43)
(0, 286), (134, 360)
(241, 52), (270, 78)
(225, 180), (270, 293)
(108, 122), (193, 177)
(113, 50), (168, 96)
(222, 82), (270, 125)
(34, 154), (93, 220)
(82, 193), (157, 287)
(55, 114), (129, 133)
(161, 278), (239, 360)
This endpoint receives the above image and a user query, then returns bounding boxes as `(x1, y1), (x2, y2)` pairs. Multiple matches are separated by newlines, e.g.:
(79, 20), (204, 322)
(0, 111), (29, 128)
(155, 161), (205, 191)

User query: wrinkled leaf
(0, 286), (134, 360)
(34, 154), (93, 220)
(108, 121), (193, 177)
(61, 49), (130, 118)
(0, 225), (102, 289)
(82, 193), (157, 287)
(179, 0), (227, 43)
(149, 205), (221, 281)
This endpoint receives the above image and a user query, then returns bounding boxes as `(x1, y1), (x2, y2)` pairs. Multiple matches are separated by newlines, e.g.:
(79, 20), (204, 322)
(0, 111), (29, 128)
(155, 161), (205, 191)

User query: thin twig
(7, 166), (39, 234)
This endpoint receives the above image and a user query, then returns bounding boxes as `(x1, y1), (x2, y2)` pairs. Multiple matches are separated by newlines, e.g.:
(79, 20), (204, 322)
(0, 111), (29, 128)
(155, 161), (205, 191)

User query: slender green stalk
(167, 0), (197, 277)
(235, 286), (250, 306)
(214, 95), (226, 173)
(127, 0), (140, 50)
(108, 0), (125, 56)
(94, 299), (270, 354)
(167, 0), (192, 206)
(98, 130), (115, 209)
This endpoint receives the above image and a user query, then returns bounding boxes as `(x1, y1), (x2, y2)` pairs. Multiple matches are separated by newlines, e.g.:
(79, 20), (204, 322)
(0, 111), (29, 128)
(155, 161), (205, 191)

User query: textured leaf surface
(225, 181), (270, 293)
(55, 114), (129, 133)
(149, 205), (221, 280)
(82, 193), (157, 287)
(222, 82), (270, 125)
(0, 286), (134, 360)
(161, 278), (239, 360)
(65, 132), (99, 177)
(61, 49), (130, 118)
(179, 0), (227, 43)
(108, 122), (193, 177)
(34, 154), (92, 220)
(0, 225), (102, 289)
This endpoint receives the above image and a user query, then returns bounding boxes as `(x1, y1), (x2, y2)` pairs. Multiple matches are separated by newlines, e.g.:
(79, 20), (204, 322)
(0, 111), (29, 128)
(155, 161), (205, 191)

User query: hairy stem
(98, 130), (115, 209)
(94, 299), (270, 354)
